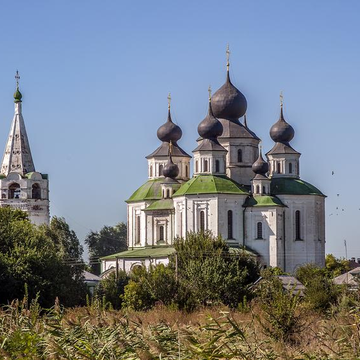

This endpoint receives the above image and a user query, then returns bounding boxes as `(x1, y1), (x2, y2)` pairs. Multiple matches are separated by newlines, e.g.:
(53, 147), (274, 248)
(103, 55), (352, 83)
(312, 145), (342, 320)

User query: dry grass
(0, 299), (359, 359)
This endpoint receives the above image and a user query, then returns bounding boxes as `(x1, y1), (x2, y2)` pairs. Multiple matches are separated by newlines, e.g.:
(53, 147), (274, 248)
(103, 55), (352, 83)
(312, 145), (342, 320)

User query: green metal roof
(271, 177), (325, 196)
(244, 195), (285, 208)
(127, 179), (181, 203)
(126, 178), (163, 203)
(145, 199), (174, 211)
(173, 175), (249, 197)
(101, 246), (176, 260)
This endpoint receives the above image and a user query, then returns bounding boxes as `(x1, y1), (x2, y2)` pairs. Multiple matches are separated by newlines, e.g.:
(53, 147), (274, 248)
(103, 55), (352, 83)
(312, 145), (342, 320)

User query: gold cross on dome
(280, 91), (284, 108)
(208, 85), (212, 101)
(169, 140), (173, 155)
(167, 93), (171, 109)
(226, 44), (230, 70)
(15, 70), (20, 89)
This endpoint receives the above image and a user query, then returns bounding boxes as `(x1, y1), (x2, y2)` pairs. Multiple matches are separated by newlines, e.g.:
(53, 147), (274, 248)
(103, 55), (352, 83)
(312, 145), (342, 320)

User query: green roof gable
(271, 178), (325, 196)
(126, 178), (163, 203)
(244, 195), (285, 208)
(144, 199), (174, 211)
(173, 175), (249, 197)
(101, 246), (176, 260)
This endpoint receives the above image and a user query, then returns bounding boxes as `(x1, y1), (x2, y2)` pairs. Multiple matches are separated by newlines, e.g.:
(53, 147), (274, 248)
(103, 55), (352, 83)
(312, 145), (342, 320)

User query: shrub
(255, 276), (303, 342)
(94, 271), (128, 309)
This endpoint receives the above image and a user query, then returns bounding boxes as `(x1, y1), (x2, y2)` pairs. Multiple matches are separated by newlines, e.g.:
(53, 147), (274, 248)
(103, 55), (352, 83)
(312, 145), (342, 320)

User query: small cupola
(161, 142), (180, 199)
(193, 87), (227, 175)
(266, 92), (301, 179)
(252, 144), (271, 195)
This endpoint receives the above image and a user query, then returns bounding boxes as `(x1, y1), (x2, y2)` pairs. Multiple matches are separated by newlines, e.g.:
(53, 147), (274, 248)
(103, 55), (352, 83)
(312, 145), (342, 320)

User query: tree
(172, 231), (260, 308)
(0, 207), (87, 307)
(325, 254), (350, 278)
(42, 216), (84, 261)
(94, 271), (128, 309)
(85, 222), (127, 274)
(295, 263), (339, 312)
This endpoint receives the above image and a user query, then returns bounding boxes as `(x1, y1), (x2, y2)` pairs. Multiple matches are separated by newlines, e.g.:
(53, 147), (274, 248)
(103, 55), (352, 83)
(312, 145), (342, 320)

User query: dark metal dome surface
(270, 107), (295, 143)
(211, 72), (247, 121)
(157, 109), (182, 143)
(198, 102), (223, 139)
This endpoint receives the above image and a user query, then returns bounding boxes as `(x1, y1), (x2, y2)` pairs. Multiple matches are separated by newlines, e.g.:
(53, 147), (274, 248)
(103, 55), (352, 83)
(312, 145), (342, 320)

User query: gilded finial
(280, 91), (284, 108)
(167, 93), (171, 110)
(169, 140), (173, 155)
(15, 70), (20, 90)
(208, 85), (212, 102)
(226, 44), (230, 72)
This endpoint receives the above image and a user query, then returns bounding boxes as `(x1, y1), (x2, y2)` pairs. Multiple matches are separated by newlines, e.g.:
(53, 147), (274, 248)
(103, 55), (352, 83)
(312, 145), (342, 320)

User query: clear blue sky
(0, 0), (359, 259)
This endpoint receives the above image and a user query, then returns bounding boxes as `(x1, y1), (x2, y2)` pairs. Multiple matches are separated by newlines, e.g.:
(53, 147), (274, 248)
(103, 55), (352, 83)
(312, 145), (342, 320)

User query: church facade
(0, 72), (49, 225)
(101, 56), (325, 274)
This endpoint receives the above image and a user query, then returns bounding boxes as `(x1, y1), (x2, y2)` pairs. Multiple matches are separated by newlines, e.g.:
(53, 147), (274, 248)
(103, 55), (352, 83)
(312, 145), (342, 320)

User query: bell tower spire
(1, 71), (35, 176)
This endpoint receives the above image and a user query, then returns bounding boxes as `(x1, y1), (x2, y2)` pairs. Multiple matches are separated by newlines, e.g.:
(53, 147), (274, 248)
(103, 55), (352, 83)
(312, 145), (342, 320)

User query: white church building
(0, 72), (49, 225)
(101, 54), (325, 274)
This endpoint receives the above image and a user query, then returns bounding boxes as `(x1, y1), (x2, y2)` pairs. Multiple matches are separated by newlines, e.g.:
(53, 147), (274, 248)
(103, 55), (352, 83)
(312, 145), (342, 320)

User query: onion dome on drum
(157, 98), (182, 143)
(211, 46), (247, 121)
(198, 96), (223, 140)
(270, 105), (295, 144)
(252, 146), (269, 175)
(163, 150), (179, 179)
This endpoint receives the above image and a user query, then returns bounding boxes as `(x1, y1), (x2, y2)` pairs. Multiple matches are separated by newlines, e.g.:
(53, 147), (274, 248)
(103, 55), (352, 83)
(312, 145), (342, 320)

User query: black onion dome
(270, 107), (295, 143)
(198, 102), (223, 139)
(163, 154), (179, 179)
(211, 72), (247, 121)
(252, 149), (269, 175)
(157, 109), (182, 143)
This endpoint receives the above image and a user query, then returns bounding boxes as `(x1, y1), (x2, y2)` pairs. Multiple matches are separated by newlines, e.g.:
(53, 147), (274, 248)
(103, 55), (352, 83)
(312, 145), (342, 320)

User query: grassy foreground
(0, 297), (360, 360)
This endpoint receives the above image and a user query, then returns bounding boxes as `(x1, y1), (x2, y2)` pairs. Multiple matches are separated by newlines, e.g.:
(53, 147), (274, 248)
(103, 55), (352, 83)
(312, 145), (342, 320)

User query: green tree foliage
(85, 222), (127, 274)
(256, 276), (303, 343)
(121, 232), (260, 311)
(42, 216), (84, 261)
(94, 271), (128, 309)
(0, 207), (87, 307)
(173, 231), (260, 308)
(296, 263), (340, 312)
(122, 264), (178, 311)
(325, 254), (350, 278)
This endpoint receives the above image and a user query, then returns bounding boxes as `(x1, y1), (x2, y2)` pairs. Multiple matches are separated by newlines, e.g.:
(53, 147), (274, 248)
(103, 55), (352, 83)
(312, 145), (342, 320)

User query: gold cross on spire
(208, 85), (212, 102)
(226, 44), (230, 71)
(167, 93), (171, 109)
(15, 70), (20, 89)
(280, 91), (284, 108)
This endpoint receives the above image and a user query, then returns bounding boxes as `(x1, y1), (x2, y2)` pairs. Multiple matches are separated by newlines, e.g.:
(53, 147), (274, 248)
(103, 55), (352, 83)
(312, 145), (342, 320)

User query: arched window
(256, 185), (260, 194)
(185, 165), (189, 178)
(149, 165), (153, 177)
(135, 215), (141, 244)
(257, 222), (263, 239)
(227, 210), (233, 239)
(215, 160), (220, 173)
(159, 225), (164, 241)
(159, 165), (164, 176)
(263, 186), (266, 194)
(32, 183), (41, 199)
(9, 183), (20, 199)
(200, 210), (205, 232)
(195, 160), (199, 173)
(238, 149), (242, 163)
(166, 189), (171, 198)
(277, 162), (281, 174)
(289, 163), (293, 174)
(204, 159), (208, 172)
(295, 210), (301, 240)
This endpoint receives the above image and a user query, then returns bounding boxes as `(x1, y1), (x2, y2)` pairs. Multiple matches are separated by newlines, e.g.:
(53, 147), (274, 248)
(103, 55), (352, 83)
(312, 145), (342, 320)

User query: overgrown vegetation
(0, 208), (87, 307)
(1, 293), (360, 359)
